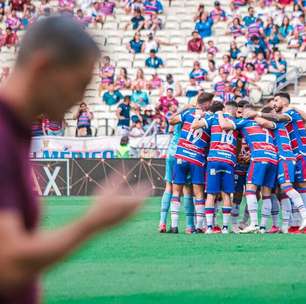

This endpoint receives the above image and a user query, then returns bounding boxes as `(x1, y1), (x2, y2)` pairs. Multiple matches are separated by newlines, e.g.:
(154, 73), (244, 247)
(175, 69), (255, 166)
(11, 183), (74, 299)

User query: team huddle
(159, 92), (306, 234)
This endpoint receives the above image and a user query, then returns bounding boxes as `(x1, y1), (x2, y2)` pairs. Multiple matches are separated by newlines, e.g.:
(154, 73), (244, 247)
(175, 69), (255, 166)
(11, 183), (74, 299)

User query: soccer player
(246, 92), (306, 231)
(193, 101), (239, 234)
(159, 121), (195, 233)
(169, 93), (214, 233)
(0, 17), (149, 304)
(218, 103), (279, 233)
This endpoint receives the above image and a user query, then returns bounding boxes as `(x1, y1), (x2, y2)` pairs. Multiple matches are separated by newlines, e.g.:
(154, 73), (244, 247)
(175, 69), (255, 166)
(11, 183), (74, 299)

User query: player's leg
(259, 187), (273, 233)
(191, 163), (206, 233)
(183, 184), (195, 234)
(240, 162), (261, 233)
(295, 157), (306, 205)
(159, 157), (174, 232)
(280, 193), (291, 233)
(268, 192), (281, 233)
(221, 163), (235, 234)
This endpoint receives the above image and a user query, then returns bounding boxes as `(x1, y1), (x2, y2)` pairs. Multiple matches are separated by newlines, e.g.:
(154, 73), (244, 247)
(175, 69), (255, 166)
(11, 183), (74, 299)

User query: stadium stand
(0, 0), (305, 137)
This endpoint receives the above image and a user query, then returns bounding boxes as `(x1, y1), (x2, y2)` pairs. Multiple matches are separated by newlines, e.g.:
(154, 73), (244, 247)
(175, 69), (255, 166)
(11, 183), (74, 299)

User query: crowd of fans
(0, 0), (305, 137)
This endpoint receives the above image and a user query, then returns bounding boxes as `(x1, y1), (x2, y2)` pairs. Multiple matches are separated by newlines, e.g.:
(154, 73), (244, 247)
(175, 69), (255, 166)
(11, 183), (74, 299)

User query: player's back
(284, 109), (306, 159)
(273, 122), (296, 161)
(175, 108), (210, 167)
(235, 118), (278, 164)
(207, 114), (239, 166)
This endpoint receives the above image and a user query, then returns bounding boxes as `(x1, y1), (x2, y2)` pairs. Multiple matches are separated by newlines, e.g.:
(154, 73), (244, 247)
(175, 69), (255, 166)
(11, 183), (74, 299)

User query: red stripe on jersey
(178, 139), (205, 154)
(182, 124), (210, 143)
(175, 154), (204, 167)
(207, 157), (235, 166)
(297, 120), (305, 129)
(281, 144), (293, 152)
(245, 126), (266, 135)
(211, 125), (222, 133)
(302, 137), (306, 144)
(210, 142), (237, 154)
(278, 129), (288, 137)
(252, 157), (278, 165)
(253, 142), (277, 153)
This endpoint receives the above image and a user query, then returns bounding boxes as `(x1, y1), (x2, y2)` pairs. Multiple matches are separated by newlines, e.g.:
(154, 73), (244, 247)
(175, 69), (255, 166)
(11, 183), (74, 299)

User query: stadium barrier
(31, 158), (165, 197)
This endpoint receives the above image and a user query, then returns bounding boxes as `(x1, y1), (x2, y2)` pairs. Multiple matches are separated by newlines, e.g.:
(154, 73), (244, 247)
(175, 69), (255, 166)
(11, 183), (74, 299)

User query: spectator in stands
(216, 81), (235, 103)
(143, 0), (163, 16)
(127, 32), (144, 54)
(230, 0), (247, 12)
(142, 105), (155, 131)
(145, 49), (164, 68)
(292, 3), (304, 23)
(131, 83), (149, 106)
(220, 54), (233, 74)
(187, 31), (205, 53)
(243, 6), (256, 26)
(116, 136), (130, 158)
(206, 40), (218, 55)
(20, 8), (35, 29)
(9, 0), (28, 12)
(229, 41), (241, 60)
(210, 1), (226, 23)
(233, 79), (249, 99)
(145, 12), (163, 31)
(268, 24), (282, 47)
(132, 68), (147, 90)
(280, 16), (293, 38)
(32, 115), (47, 137)
(264, 16), (274, 37)
(125, 8), (145, 31)
(142, 32), (175, 53)
(189, 60), (208, 83)
(195, 12), (214, 39)
(214, 70), (229, 97)
(147, 71), (163, 94)
(185, 77), (203, 100)
(254, 52), (269, 75)
(158, 88), (178, 114)
(76, 9), (92, 28)
(39, 0), (52, 16)
(6, 9), (21, 31)
(162, 73), (182, 97)
(230, 66), (247, 86)
(0, 67), (10, 83)
(227, 17), (245, 38)
(287, 28), (302, 50)
(124, 0), (144, 14)
(293, 13), (305, 32)
(91, 1), (104, 28)
(103, 83), (124, 106)
(100, 0), (116, 21)
(193, 3), (205, 22)
(74, 102), (94, 137)
(1, 27), (18, 49)
(207, 59), (218, 81)
(115, 67), (132, 90)
(234, 54), (247, 70)
(99, 56), (115, 93)
(129, 120), (144, 138)
(246, 35), (268, 57)
(244, 62), (260, 83)
(269, 49), (287, 83)
(116, 95), (131, 136)
(45, 119), (65, 136)
(130, 103), (143, 126)
(58, 0), (75, 14)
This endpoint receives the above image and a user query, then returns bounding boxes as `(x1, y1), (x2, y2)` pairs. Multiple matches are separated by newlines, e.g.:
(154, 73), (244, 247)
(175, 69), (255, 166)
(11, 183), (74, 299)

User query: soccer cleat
(259, 227), (266, 234)
(222, 227), (229, 234)
(280, 227), (288, 234)
(213, 225), (222, 234)
(195, 228), (205, 234)
(205, 227), (213, 234)
(288, 226), (300, 234)
(299, 219), (306, 231)
(231, 225), (241, 234)
(267, 226), (281, 234)
(159, 224), (167, 233)
(169, 227), (179, 234)
(240, 225), (259, 234)
(185, 227), (196, 234)
(238, 221), (248, 230)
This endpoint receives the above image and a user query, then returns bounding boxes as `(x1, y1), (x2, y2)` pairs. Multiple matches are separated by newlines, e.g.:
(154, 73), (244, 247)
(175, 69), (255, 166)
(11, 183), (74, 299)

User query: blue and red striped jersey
(273, 122), (296, 161)
(284, 109), (306, 159)
(175, 108), (211, 167)
(207, 114), (239, 166)
(234, 118), (278, 164)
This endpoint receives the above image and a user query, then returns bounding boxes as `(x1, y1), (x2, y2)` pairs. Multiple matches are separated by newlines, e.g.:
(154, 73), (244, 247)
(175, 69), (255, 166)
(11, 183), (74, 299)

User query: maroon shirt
(0, 100), (40, 304)
(187, 38), (205, 53)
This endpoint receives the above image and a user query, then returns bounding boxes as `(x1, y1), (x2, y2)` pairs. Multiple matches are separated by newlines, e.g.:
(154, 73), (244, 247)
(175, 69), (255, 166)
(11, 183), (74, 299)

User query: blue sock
(160, 191), (172, 225)
(184, 195), (195, 229)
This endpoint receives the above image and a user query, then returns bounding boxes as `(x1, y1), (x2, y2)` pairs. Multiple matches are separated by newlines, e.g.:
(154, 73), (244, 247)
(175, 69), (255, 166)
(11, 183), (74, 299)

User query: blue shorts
(164, 156), (175, 183)
(234, 173), (246, 193)
(173, 158), (205, 185)
(247, 161), (277, 189)
(296, 156), (306, 183)
(206, 161), (235, 194)
(277, 159), (296, 185)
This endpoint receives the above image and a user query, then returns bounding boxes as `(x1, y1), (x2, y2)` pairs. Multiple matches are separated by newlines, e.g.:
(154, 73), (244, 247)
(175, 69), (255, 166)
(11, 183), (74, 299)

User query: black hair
(210, 101), (224, 113)
(197, 92), (214, 105)
(274, 92), (291, 103)
(16, 16), (100, 67)
(237, 100), (249, 108)
(261, 106), (273, 113)
(225, 101), (238, 108)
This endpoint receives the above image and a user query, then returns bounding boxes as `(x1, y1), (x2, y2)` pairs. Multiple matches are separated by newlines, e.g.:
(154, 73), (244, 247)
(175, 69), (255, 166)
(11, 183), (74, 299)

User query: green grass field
(43, 197), (306, 304)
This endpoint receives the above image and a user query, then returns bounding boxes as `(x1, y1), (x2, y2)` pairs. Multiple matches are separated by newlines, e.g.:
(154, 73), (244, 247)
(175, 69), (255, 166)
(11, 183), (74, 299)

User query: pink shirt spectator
(158, 96), (178, 114)
(6, 15), (20, 30)
(254, 59), (268, 75)
(58, 0), (75, 11)
(207, 46), (218, 55)
(100, 64), (115, 85)
(100, 1), (116, 16)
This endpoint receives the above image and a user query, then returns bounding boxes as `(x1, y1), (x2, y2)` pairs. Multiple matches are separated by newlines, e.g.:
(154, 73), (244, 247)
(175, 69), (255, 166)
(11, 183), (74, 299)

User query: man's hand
(191, 119), (204, 130)
(82, 174), (151, 234)
(244, 109), (258, 119)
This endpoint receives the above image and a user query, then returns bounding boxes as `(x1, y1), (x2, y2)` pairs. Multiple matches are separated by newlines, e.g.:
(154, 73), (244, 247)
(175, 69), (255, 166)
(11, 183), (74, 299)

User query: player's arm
(191, 118), (206, 130)
(290, 107), (306, 122)
(245, 109), (290, 122)
(217, 111), (235, 130)
(255, 117), (276, 129)
(0, 179), (149, 291)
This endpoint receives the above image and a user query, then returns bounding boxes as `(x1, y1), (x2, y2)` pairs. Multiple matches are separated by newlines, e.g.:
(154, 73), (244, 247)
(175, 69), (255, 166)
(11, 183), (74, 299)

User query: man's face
(80, 104), (87, 112)
(227, 106), (237, 117)
(236, 107), (243, 118)
(30, 56), (97, 120)
(272, 96), (284, 113)
(249, 8), (254, 16)
(150, 52), (155, 58)
(166, 89), (173, 98)
(192, 32), (198, 39)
